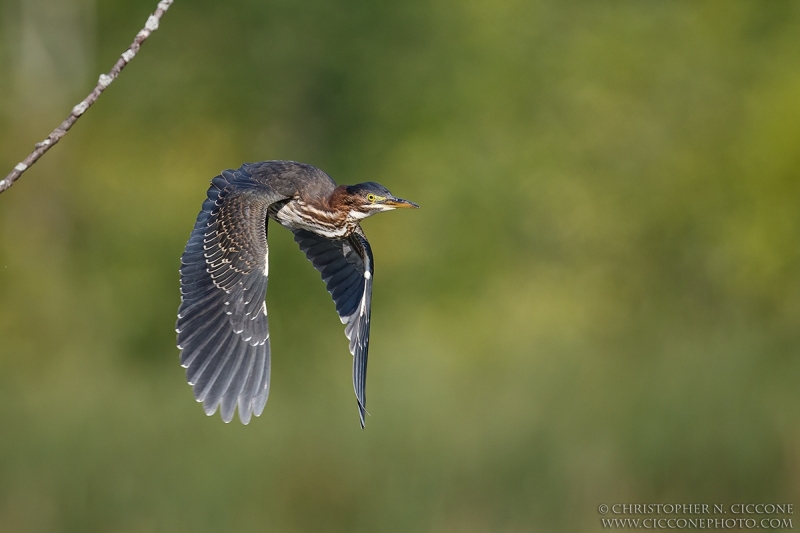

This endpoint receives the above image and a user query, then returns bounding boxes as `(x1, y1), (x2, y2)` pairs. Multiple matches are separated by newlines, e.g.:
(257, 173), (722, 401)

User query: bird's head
(337, 182), (419, 219)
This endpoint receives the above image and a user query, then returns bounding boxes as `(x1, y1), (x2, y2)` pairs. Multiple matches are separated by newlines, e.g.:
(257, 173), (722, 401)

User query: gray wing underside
(177, 166), (287, 424)
(293, 228), (374, 428)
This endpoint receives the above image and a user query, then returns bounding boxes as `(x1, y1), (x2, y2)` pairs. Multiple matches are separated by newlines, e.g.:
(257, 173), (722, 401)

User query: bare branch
(0, 0), (175, 195)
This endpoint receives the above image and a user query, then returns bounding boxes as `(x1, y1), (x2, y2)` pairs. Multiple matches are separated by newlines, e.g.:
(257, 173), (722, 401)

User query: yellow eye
(367, 194), (376, 202)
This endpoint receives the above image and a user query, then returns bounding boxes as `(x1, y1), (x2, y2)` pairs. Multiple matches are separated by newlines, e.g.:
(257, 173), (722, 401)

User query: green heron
(176, 160), (418, 427)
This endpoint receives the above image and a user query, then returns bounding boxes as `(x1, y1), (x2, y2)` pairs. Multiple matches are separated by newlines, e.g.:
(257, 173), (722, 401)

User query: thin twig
(0, 0), (174, 195)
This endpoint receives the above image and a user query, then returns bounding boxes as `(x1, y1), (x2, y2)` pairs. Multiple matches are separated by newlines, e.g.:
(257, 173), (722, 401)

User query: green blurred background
(1, 0), (800, 531)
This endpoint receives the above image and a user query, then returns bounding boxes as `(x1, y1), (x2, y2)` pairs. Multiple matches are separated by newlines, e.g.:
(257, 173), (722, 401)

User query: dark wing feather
(177, 166), (285, 423)
(293, 227), (374, 427)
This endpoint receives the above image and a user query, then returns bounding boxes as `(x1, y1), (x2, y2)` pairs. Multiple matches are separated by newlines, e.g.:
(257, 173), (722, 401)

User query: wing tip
(358, 403), (369, 429)
(195, 394), (267, 425)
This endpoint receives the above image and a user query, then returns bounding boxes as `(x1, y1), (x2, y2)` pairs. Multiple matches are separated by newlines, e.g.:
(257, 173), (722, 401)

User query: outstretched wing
(293, 227), (374, 428)
(177, 167), (286, 424)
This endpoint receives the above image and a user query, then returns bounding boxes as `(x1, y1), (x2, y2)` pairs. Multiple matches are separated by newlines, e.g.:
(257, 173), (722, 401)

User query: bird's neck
(274, 187), (360, 239)
(304, 186), (350, 221)
(327, 185), (351, 211)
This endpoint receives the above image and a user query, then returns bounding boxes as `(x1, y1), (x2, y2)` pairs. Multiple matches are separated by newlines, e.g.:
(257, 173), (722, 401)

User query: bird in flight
(176, 161), (418, 427)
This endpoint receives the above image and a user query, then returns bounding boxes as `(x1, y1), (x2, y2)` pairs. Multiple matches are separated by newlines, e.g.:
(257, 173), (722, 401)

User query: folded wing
(293, 227), (374, 427)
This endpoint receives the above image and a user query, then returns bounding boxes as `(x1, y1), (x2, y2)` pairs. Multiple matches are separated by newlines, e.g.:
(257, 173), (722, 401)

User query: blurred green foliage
(1, 0), (800, 531)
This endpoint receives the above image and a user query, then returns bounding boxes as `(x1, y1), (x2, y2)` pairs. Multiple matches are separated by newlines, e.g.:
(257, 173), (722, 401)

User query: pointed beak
(384, 196), (419, 209)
